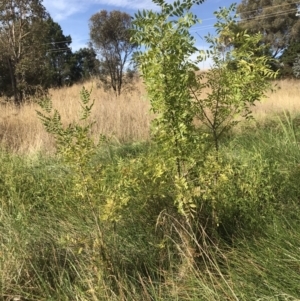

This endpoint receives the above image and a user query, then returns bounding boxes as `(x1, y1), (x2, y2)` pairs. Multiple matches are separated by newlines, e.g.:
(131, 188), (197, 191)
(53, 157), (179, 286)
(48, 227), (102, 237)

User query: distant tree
(89, 10), (137, 95)
(292, 54), (300, 78)
(206, 20), (275, 73)
(0, 52), (11, 99)
(0, 0), (49, 104)
(280, 41), (300, 77)
(43, 17), (73, 88)
(70, 47), (100, 82)
(237, 0), (300, 58)
(42, 21), (100, 87)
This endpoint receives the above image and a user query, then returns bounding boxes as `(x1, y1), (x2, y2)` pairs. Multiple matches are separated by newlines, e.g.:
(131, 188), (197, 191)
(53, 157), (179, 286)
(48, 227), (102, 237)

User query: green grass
(1, 113), (300, 300)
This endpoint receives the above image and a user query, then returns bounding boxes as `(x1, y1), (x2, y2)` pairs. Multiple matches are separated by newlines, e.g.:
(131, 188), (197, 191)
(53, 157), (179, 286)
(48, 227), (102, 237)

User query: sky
(43, 0), (236, 68)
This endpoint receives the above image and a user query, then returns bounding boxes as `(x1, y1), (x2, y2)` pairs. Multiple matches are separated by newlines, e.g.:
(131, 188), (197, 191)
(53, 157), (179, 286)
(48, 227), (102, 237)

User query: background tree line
(214, 0), (300, 77)
(1, 0), (300, 105)
(0, 0), (136, 104)
(236, 0), (300, 77)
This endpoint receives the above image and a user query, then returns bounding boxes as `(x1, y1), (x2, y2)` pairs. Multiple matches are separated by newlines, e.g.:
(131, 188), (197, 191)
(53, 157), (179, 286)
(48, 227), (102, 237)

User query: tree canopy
(43, 17), (73, 88)
(0, 0), (49, 103)
(237, 0), (300, 58)
(89, 10), (137, 95)
(0, 1), (101, 103)
(280, 40), (300, 77)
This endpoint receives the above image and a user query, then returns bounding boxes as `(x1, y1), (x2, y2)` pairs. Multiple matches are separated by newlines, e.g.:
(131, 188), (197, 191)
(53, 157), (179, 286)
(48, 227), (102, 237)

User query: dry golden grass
(0, 80), (151, 154)
(253, 79), (300, 118)
(0, 78), (300, 154)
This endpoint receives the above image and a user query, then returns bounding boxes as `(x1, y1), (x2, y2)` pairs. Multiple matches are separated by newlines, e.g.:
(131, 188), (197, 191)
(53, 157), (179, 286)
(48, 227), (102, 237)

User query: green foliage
(7, 0), (296, 297)
(193, 4), (277, 152)
(36, 87), (102, 206)
(213, 154), (276, 237)
(70, 47), (100, 82)
(37, 87), (95, 161)
(32, 19), (99, 89)
(280, 41), (300, 77)
(101, 147), (176, 221)
(292, 54), (300, 78)
(0, 6), (99, 101)
(2, 116), (300, 299)
(132, 0), (204, 171)
(33, 3), (280, 278)
(131, 0), (277, 231)
(35, 87), (130, 290)
(0, 0), (49, 104)
(237, 0), (300, 58)
(42, 17), (73, 88)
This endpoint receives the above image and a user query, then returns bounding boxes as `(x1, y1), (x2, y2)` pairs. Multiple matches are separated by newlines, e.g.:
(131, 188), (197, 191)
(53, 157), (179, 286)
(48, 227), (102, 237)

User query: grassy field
(0, 79), (300, 154)
(0, 80), (151, 154)
(1, 79), (300, 300)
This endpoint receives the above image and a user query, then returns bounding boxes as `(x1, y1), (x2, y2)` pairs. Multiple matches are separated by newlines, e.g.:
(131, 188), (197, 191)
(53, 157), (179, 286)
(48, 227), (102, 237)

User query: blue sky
(43, 0), (236, 67)
(43, 0), (236, 49)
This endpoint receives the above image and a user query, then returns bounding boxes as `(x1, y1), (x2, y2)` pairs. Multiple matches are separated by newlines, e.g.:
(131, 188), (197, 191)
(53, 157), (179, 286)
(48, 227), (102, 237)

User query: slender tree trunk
(7, 57), (19, 105)
(118, 66), (122, 96)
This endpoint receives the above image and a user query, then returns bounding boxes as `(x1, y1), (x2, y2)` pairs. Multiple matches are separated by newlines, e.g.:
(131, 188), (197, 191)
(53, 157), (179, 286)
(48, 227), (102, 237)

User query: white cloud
(43, 0), (161, 21)
(91, 0), (160, 10)
(43, 0), (88, 20)
(70, 38), (90, 51)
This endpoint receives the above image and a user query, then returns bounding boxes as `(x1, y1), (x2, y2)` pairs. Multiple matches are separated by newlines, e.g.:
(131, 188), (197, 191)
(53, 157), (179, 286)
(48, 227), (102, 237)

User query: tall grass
(0, 81), (151, 154)
(1, 79), (300, 154)
(1, 79), (300, 300)
(1, 110), (300, 300)
(251, 79), (300, 121)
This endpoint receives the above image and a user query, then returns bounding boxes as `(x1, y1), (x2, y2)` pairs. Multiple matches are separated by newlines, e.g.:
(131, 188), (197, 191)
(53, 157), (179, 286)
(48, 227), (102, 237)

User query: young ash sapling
(131, 1), (277, 237)
(132, 0), (206, 217)
(37, 88), (116, 278)
(192, 4), (277, 153)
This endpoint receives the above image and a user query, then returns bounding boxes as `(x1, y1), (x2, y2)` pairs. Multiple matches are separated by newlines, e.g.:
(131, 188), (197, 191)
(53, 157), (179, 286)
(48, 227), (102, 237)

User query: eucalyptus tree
(0, 0), (49, 103)
(237, 0), (300, 58)
(89, 10), (136, 95)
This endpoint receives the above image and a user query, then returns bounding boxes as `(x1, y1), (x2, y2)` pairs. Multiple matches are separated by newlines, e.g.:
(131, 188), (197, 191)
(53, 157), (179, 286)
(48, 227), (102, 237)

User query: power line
(196, 1), (299, 24)
(240, 8), (296, 21)
(46, 48), (72, 54)
(191, 6), (298, 33)
(39, 38), (89, 47)
(30, 39), (89, 47)
(231, 1), (299, 18)
(19, 38), (90, 51)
